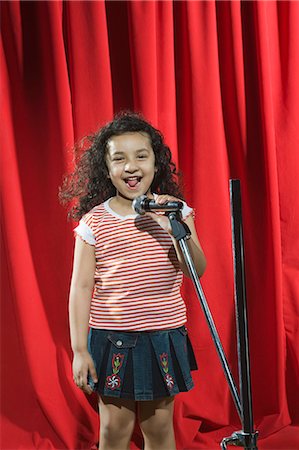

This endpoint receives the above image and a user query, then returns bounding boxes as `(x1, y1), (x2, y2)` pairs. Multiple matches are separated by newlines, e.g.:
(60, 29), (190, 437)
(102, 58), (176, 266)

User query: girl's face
(105, 132), (156, 201)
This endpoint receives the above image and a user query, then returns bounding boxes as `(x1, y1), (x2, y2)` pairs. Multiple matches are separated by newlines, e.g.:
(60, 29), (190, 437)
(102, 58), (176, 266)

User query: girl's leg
(98, 396), (136, 450)
(138, 397), (176, 450)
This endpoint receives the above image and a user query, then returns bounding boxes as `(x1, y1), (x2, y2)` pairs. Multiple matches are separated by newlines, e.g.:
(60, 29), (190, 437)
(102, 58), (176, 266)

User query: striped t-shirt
(74, 197), (193, 331)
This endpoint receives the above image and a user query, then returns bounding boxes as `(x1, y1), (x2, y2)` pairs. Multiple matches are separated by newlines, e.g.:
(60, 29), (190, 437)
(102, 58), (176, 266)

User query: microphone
(132, 195), (183, 215)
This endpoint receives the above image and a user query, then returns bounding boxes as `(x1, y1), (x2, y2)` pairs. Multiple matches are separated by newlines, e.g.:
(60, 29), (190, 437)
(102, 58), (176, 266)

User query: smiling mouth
(124, 176), (142, 188)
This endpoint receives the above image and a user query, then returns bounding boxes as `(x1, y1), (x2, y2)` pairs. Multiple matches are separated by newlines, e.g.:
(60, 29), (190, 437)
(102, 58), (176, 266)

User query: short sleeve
(74, 215), (96, 245)
(181, 201), (194, 220)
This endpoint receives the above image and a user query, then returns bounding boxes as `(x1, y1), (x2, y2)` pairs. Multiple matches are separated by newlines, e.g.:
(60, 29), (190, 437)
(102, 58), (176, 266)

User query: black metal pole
(230, 179), (254, 432)
(220, 180), (258, 449)
(221, 179), (258, 449)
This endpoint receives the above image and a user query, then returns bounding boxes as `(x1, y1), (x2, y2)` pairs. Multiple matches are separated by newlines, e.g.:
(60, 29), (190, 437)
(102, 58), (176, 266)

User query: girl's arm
(171, 214), (207, 278)
(69, 236), (97, 394)
(145, 195), (207, 278)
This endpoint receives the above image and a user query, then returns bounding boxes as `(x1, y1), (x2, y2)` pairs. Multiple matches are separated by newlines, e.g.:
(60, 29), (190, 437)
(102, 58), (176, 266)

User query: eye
(137, 154), (148, 159)
(113, 157), (124, 161)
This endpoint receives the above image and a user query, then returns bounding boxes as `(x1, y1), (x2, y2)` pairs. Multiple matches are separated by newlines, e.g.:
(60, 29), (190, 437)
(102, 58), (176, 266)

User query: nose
(124, 159), (139, 173)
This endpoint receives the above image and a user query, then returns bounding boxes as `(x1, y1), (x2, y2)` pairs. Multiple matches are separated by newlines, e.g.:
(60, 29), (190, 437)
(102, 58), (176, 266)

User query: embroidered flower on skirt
(165, 373), (175, 390)
(106, 374), (121, 390)
(106, 353), (124, 390)
(159, 352), (175, 391)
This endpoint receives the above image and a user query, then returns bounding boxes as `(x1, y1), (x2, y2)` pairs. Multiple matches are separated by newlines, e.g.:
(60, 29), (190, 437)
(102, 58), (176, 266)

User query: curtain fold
(1, 1), (298, 449)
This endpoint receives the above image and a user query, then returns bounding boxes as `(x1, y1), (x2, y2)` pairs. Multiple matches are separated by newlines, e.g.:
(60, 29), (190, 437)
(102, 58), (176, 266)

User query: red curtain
(1, 1), (299, 449)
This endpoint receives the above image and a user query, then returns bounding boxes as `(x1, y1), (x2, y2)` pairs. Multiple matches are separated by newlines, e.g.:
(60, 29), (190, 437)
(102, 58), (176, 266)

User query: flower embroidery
(105, 353), (125, 391)
(164, 373), (174, 390)
(159, 352), (175, 391)
(112, 353), (124, 374)
(160, 353), (169, 373)
(106, 374), (121, 390)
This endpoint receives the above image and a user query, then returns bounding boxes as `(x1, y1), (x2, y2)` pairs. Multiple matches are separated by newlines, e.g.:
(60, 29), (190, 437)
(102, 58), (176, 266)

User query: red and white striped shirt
(74, 198), (193, 331)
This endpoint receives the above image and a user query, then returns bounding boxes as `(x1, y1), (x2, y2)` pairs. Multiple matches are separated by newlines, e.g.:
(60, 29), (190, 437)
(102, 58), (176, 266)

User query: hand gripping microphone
(132, 195), (183, 215)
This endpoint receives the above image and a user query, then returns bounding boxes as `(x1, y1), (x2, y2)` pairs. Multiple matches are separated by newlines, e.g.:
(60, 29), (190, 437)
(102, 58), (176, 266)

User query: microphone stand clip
(167, 210), (191, 240)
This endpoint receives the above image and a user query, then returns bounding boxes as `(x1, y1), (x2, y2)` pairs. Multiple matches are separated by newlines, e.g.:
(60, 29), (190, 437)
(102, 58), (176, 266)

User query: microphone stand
(167, 179), (258, 450)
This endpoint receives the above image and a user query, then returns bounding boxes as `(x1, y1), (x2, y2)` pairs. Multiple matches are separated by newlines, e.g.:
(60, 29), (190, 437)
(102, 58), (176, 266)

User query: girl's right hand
(72, 350), (98, 395)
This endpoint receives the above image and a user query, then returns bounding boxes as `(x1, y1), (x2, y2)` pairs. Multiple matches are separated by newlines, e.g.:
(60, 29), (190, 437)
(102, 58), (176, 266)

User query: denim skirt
(87, 326), (198, 401)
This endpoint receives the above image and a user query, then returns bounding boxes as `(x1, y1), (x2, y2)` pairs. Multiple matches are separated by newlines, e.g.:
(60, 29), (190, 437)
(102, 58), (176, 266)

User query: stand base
(221, 430), (259, 450)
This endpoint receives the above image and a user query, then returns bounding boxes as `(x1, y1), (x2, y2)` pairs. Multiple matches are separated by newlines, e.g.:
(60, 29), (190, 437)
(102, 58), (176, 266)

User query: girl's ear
(105, 164), (110, 178)
(154, 166), (158, 173)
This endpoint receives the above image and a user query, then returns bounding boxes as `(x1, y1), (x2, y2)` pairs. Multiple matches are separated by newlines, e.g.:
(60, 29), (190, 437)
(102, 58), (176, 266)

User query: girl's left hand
(145, 194), (182, 235)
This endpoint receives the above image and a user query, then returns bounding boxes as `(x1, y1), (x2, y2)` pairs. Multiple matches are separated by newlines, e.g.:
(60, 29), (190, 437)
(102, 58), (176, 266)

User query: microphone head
(132, 195), (147, 215)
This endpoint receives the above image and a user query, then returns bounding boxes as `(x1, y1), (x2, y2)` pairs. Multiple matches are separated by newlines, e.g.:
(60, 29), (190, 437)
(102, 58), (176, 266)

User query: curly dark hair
(59, 111), (184, 220)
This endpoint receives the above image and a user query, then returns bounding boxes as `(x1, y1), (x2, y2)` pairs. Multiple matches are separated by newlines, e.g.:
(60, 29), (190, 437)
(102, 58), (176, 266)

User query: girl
(60, 112), (206, 450)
